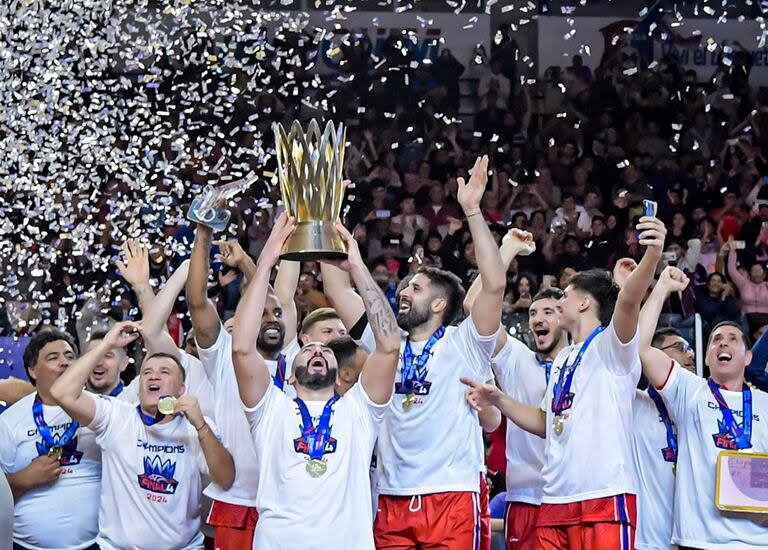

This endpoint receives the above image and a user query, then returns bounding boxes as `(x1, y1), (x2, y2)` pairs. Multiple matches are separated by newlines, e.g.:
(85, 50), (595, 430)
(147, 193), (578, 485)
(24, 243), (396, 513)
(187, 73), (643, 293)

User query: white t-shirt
(122, 350), (216, 419)
(88, 395), (214, 550)
(360, 317), (496, 495)
(196, 326), (260, 507)
(244, 381), (388, 550)
(632, 389), (676, 550)
(658, 365), (768, 549)
(493, 337), (548, 505)
(0, 392), (101, 550)
(539, 323), (640, 503)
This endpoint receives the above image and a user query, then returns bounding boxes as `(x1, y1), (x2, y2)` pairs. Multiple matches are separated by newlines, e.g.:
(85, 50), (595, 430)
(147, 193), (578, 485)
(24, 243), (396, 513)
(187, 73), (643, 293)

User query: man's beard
(534, 330), (563, 357)
(87, 376), (116, 394)
(257, 322), (286, 354)
(396, 301), (431, 331)
(293, 364), (337, 390)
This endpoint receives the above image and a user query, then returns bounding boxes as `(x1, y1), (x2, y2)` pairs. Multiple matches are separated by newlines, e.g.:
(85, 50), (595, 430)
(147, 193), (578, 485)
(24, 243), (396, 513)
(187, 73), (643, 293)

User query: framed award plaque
(715, 451), (768, 513)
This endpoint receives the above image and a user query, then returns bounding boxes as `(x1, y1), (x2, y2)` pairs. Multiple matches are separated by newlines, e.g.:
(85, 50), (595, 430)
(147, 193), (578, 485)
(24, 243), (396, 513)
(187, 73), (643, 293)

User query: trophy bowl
(274, 119), (348, 261)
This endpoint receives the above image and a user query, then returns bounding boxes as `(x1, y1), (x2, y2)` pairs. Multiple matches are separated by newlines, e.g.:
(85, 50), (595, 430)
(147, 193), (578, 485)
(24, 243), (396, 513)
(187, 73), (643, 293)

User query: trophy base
(280, 221), (348, 261)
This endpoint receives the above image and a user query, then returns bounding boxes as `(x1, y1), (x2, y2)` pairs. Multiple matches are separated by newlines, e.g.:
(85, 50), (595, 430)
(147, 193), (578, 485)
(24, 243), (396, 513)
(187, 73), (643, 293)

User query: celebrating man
(50, 321), (235, 550)
(639, 266), (768, 549)
(0, 330), (101, 550)
(465, 213), (667, 549)
(232, 213), (401, 549)
(324, 155), (507, 548)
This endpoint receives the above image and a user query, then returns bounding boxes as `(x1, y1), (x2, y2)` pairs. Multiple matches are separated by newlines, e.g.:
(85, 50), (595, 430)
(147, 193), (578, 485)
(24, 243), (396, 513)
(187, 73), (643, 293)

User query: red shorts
(534, 494), (636, 550)
(206, 500), (259, 550)
(375, 492), (482, 550)
(479, 474), (491, 550)
(504, 501), (540, 550)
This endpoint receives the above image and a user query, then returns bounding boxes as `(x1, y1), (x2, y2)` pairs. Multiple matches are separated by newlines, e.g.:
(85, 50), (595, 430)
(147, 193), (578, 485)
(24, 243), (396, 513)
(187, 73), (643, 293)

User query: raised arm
(116, 239), (155, 314)
(639, 267), (690, 388)
(232, 214), (296, 408)
(462, 377), (545, 438)
(51, 321), (141, 425)
(321, 260), (366, 331)
(186, 225), (222, 349)
(273, 260), (300, 345)
(612, 215), (666, 343)
(329, 222), (400, 404)
(726, 245), (750, 290)
(463, 228), (536, 352)
(141, 260), (190, 356)
(458, 155), (506, 337)
(746, 323), (768, 391)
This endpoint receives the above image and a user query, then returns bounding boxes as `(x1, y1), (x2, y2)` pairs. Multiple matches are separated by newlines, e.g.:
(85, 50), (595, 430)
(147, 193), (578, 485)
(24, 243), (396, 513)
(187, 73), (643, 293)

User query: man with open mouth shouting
(323, 155), (507, 550)
(639, 266), (768, 550)
(50, 321), (235, 550)
(232, 213), (401, 550)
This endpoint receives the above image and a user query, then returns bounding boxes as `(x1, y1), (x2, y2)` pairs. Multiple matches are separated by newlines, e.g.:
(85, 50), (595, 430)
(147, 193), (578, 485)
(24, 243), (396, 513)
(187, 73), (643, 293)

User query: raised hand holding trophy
(187, 173), (257, 232)
(274, 119), (348, 260)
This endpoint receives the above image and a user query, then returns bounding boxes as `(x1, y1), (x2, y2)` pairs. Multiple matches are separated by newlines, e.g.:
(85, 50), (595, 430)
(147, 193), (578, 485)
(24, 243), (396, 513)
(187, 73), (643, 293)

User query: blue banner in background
(0, 336), (31, 381)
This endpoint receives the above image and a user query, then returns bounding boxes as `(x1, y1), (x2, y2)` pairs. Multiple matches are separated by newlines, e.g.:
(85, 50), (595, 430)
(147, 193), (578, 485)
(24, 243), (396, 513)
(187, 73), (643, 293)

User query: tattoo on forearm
(360, 277), (398, 338)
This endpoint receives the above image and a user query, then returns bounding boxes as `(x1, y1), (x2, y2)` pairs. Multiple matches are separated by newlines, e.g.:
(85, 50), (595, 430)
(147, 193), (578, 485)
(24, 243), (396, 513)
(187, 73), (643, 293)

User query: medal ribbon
(401, 326), (445, 393)
(295, 396), (339, 461)
(647, 386), (678, 463)
(273, 353), (287, 391)
(551, 325), (605, 415)
(707, 378), (753, 450)
(539, 358), (553, 384)
(33, 395), (78, 449)
(109, 382), (125, 397)
(136, 405), (165, 426)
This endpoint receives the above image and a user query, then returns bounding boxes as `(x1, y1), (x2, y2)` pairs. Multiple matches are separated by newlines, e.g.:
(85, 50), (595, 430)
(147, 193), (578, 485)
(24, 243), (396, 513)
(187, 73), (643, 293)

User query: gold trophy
(274, 119), (347, 260)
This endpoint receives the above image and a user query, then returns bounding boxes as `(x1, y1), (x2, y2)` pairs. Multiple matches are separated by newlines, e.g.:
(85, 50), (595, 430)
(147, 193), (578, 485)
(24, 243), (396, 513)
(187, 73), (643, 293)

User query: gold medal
(402, 393), (414, 411)
(553, 415), (564, 436)
(47, 446), (63, 461)
(157, 396), (177, 416)
(305, 459), (327, 478)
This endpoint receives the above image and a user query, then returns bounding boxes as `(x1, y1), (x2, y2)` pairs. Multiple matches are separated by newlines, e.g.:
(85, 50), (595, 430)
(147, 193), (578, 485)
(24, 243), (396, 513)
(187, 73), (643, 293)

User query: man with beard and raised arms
(323, 155), (507, 549)
(464, 212), (667, 550)
(186, 226), (299, 549)
(0, 330), (101, 550)
(463, 229), (568, 550)
(232, 214), (401, 550)
(639, 266), (768, 550)
(51, 321), (235, 550)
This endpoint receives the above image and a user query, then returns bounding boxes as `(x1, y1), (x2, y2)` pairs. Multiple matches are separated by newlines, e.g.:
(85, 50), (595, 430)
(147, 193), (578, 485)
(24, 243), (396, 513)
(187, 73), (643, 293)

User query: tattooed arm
(330, 222), (400, 405)
(186, 225), (222, 349)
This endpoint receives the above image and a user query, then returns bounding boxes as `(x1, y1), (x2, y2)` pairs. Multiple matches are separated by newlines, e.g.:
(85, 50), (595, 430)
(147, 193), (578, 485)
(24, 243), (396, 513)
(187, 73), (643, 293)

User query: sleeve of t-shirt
(180, 351), (216, 420)
(121, 376), (139, 403)
(656, 362), (702, 423)
(345, 381), (390, 448)
(491, 337), (525, 379)
(357, 323), (376, 355)
(242, 383), (282, 435)
(195, 323), (229, 385)
(0, 417), (16, 473)
(88, 394), (127, 446)
(451, 317), (498, 380)
(601, 321), (641, 377)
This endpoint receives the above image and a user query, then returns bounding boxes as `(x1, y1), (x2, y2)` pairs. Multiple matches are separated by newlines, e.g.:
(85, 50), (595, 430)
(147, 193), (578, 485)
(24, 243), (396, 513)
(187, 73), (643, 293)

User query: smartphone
(662, 251), (678, 262)
(734, 240), (746, 250)
(643, 200), (658, 218)
(376, 210), (391, 218)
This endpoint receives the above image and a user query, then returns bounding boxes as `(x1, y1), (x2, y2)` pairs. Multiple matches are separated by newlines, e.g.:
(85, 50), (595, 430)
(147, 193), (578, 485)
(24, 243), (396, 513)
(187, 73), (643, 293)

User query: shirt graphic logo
(394, 380), (432, 396)
(36, 434), (83, 465)
(293, 435), (337, 455)
(138, 455), (179, 494)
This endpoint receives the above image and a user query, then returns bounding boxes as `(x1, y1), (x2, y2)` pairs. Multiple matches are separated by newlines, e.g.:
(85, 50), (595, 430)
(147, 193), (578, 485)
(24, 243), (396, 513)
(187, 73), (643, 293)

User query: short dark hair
(327, 336), (360, 370)
(143, 352), (186, 381)
(416, 266), (466, 325)
(652, 327), (683, 349)
(707, 321), (752, 349)
(567, 269), (619, 327)
(23, 330), (78, 385)
(532, 287), (564, 304)
(300, 308), (341, 337)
